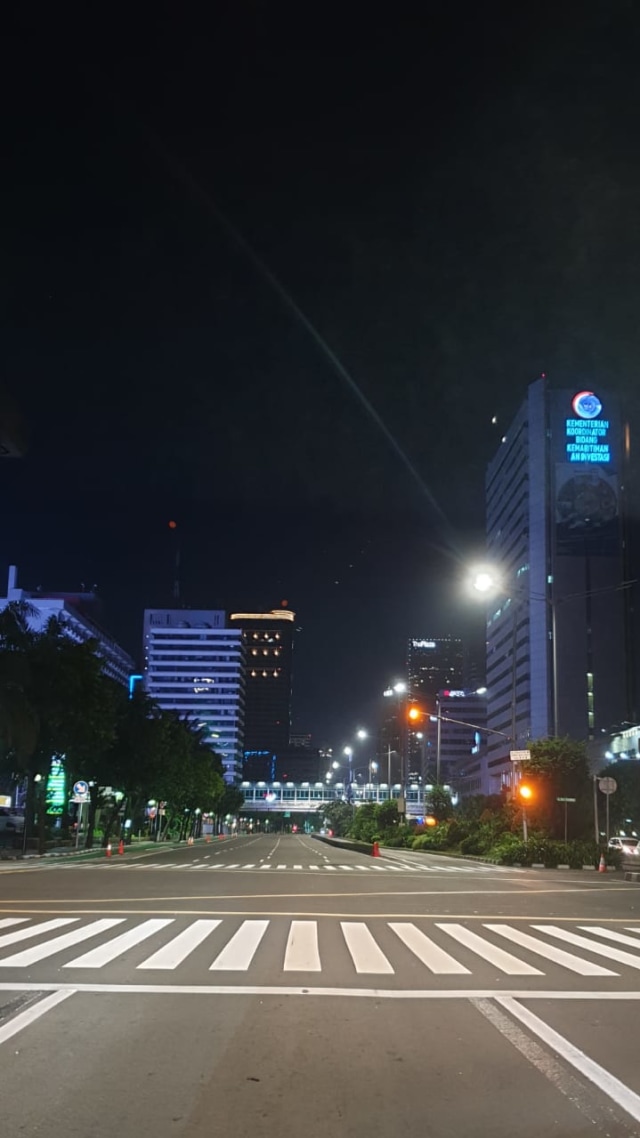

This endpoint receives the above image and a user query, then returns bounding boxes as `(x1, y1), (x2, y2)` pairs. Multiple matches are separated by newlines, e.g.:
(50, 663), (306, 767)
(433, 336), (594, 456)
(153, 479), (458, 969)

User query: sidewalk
(1, 834), (236, 863)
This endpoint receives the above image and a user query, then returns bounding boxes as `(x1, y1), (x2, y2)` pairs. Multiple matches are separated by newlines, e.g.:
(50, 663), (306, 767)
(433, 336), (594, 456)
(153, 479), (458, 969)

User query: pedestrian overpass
(239, 781), (427, 818)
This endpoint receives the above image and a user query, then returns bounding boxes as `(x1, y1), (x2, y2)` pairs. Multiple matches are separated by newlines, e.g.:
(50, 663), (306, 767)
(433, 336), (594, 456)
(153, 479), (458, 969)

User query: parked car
(608, 836), (640, 855)
(0, 807), (24, 833)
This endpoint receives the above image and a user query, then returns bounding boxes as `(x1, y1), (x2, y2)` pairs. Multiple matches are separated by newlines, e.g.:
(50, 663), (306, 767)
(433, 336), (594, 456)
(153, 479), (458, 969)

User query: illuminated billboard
(552, 389), (621, 556)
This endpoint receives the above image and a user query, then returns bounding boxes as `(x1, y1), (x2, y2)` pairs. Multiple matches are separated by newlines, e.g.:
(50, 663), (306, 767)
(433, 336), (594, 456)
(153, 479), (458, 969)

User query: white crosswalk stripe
(139, 920), (221, 970)
(436, 924), (543, 975)
(0, 919), (124, 967)
(65, 919), (174, 969)
(210, 920), (269, 971)
(284, 921), (321, 971)
(389, 923), (470, 974)
(0, 918), (636, 980)
(341, 922), (394, 974)
(92, 859), (512, 874)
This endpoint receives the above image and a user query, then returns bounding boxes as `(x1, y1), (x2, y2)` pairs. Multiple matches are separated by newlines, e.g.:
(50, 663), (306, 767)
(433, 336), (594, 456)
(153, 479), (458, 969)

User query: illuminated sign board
(411, 640), (436, 648)
(46, 757), (66, 816)
(565, 391), (611, 464)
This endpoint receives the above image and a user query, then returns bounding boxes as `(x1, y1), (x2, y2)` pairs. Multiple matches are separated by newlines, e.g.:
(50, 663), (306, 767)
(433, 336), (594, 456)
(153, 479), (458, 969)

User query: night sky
(4, 5), (640, 748)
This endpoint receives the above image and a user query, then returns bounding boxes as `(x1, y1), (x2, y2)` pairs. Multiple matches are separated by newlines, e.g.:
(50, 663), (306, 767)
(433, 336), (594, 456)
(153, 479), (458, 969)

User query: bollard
(106, 842), (112, 858)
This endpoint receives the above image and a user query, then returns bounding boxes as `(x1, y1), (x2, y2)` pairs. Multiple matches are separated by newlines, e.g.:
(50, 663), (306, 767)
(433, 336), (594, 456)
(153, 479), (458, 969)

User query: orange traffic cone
(118, 838), (124, 855)
(598, 853), (607, 873)
(372, 841), (380, 857)
(106, 842), (112, 858)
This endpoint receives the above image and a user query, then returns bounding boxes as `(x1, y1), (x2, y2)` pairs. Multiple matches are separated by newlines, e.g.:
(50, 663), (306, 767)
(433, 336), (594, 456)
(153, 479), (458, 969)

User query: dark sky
(4, 4), (640, 748)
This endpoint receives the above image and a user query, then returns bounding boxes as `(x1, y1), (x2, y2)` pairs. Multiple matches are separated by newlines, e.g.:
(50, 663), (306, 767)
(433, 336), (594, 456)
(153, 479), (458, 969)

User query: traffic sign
(510, 750), (531, 763)
(556, 797), (576, 803)
(599, 777), (617, 795)
(73, 780), (89, 797)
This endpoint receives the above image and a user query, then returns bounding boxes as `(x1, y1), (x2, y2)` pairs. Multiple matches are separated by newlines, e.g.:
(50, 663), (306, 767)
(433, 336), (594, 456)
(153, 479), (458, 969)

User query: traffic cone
(118, 838), (124, 856)
(372, 841), (380, 857)
(106, 842), (112, 858)
(598, 853), (607, 873)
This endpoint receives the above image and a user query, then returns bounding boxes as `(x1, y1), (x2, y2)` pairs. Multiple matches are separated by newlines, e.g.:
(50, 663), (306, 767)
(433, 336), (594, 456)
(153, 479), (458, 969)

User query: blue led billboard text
(565, 418), (611, 464)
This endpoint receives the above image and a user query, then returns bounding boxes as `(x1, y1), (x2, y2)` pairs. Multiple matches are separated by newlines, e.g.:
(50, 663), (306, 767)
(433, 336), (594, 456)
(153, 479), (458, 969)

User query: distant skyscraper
(406, 638), (464, 779)
(143, 609), (245, 784)
(407, 638), (464, 699)
(2, 565), (134, 686)
(482, 378), (632, 793)
(229, 607), (295, 780)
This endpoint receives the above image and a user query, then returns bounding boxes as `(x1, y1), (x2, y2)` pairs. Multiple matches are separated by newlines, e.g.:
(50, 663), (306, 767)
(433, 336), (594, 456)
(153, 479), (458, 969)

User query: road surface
(0, 833), (639, 1136)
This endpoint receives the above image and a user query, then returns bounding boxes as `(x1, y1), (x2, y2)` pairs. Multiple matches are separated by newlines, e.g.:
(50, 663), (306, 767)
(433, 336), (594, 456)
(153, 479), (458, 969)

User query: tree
(520, 737), (592, 839)
(425, 784), (453, 822)
(212, 785), (244, 832)
(320, 800), (354, 837)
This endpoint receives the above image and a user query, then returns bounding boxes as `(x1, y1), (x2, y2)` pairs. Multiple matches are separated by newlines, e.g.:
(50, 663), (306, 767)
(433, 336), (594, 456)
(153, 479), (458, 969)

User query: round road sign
(73, 780), (89, 797)
(598, 777), (617, 795)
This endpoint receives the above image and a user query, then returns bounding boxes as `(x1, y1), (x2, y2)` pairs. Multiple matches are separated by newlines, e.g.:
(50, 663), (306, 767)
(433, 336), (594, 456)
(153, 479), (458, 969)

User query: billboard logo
(572, 391), (602, 419)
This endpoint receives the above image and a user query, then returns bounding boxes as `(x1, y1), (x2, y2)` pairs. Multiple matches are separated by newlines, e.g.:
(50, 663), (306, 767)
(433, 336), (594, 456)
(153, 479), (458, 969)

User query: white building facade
(2, 565), (134, 686)
(143, 609), (245, 784)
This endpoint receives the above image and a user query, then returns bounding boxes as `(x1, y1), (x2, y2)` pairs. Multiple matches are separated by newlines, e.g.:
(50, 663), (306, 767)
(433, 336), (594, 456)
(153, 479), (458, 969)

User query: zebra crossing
(0, 915), (637, 982)
(95, 859), (518, 874)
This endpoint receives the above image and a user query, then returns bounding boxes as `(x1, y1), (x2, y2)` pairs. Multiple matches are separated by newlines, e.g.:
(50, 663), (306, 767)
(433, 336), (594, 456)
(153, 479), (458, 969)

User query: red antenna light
(168, 520), (177, 530)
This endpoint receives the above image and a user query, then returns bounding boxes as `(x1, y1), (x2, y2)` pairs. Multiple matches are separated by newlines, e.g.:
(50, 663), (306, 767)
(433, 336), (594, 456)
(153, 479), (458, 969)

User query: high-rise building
(1, 565), (134, 686)
(427, 688), (487, 789)
(481, 379), (631, 793)
(407, 638), (464, 699)
(229, 607), (295, 780)
(406, 638), (464, 779)
(143, 609), (245, 784)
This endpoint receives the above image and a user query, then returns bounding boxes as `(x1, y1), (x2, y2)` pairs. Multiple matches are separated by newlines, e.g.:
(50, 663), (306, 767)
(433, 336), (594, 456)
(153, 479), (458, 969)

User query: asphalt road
(0, 833), (639, 1136)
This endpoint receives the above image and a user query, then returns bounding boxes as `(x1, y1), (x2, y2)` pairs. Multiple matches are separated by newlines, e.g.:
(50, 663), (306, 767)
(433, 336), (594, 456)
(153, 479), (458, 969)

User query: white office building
(143, 609), (245, 784)
(1, 565), (134, 686)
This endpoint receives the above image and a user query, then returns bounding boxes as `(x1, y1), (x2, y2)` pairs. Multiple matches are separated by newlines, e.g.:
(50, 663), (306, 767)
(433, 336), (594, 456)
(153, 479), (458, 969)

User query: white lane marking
(0, 919), (28, 930)
(0, 919), (125, 967)
(0, 918), (78, 953)
(309, 865), (320, 871)
(579, 926), (640, 951)
(338, 865), (354, 871)
(210, 921), (269, 971)
(437, 924), (542, 975)
(341, 922), (394, 974)
(242, 864), (256, 869)
(225, 864), (240, 869)
(354, 866), (369, 872)
(485, 925), (617, 976)
(0, 989), (75, 1046)
(471, 998), (617, 1133)
(276, 864), (287, 870)
(324, 866), (337, 871)
(283, 921), (321, 972)
(65, 919), (174, 968)
(497, 996), (640, 1126)
(533, 925), (640, 970)
(389, 923), (470, 974)
(0, 982), (639, 999)
(259, 865), (272, 871)
(293, 865), (303, 870)
(138, 920), (221, 970)
(209, 864), (223, 869)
